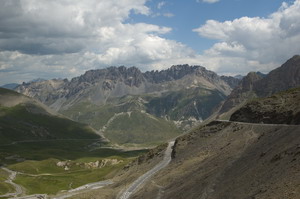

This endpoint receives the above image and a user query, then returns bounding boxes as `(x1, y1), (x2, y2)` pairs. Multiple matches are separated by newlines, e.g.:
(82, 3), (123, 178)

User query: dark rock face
(255, 55), (300, 96)
(71, 66), (145, 87)
(220, 75), (241, 89)
(230, 87), (300, 124)
(220, 72), (263, 113)
(220, 55), (300, 114)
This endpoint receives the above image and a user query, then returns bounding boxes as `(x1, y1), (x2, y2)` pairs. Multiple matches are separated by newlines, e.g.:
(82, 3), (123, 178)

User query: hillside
(82, 86), (300, 199)
(0, 88), (147, 196)
(230, 87), (300, 124)
(15, 65), (236, 145)
(219, 55), (300, 115)
(0, 88), (99, 145)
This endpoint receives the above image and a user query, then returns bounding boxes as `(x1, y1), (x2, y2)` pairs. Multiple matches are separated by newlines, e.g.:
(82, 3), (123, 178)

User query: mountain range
(15, 64), (239, 145)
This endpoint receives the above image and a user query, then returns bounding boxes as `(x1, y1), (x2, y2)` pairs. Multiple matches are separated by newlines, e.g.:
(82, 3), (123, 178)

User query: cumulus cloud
(0, 0), (193, 84)
(0, 0), (150, 55)
(193, 0), (300, 74)
(1, 0), (300, 85)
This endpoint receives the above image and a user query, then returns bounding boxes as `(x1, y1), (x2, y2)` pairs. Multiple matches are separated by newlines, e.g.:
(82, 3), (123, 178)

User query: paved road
(119, 141), (175, 199)
(10, 194), (48, 199)
(0, 167), (23, 198)
(216, 120), (300, 127)
(52, 180), (113, 199)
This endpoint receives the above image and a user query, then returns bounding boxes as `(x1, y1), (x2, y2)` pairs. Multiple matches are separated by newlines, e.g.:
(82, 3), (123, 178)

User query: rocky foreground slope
(80, 86), (300, 199)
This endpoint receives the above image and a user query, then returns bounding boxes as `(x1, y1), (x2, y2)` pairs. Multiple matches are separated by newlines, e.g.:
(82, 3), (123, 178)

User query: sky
(1, 0), (300, 85)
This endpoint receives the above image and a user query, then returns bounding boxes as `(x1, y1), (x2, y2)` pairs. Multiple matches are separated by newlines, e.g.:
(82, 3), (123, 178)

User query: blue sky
(0, 0), (300, 85)
(132, 0), (287, 53)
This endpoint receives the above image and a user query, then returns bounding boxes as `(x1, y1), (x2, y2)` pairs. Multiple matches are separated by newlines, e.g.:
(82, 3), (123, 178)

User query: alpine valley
(15, 65), (239, 145)
(1, 55), (300, 199)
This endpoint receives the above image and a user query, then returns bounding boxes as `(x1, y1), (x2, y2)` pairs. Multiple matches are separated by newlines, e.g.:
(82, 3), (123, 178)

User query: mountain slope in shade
(15, 65), (235, 145)
(0, 83), (19, 90)
(0, 88), (99, 145)
(219, 55), (300, 115)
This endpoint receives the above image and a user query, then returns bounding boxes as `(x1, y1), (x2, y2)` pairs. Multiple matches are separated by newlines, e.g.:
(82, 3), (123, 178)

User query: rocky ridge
(220, 55), (300, 114)
(16, 65), (234, 110)
(15, 65), (238, 145)
(230, 87), (300, 124)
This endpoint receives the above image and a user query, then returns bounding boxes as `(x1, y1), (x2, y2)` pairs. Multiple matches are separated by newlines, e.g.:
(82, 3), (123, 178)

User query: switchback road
(119, 141), (175, 199)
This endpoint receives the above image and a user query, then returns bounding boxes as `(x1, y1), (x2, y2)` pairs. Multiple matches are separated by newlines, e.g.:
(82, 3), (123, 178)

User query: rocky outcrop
(56, 159), (123, 170)
(220, 55), (300, 114)
(230, 87), (300, 124)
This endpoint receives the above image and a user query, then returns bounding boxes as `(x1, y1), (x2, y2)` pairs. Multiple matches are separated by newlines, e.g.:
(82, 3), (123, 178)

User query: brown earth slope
(74, 86), (300, 199)
(130, 121), (300, 199)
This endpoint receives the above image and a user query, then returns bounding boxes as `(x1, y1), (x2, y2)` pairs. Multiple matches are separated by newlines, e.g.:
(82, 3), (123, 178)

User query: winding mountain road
(119, 141), (175, 199)
(52, 180), (113, 199)
(216, 119), (300, 127)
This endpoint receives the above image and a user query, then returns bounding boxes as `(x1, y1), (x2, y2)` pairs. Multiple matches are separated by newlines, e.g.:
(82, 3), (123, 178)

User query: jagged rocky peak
(240, 72), (264, 92)
(72, 66), (144, 87)
(144, 64), (220, 83)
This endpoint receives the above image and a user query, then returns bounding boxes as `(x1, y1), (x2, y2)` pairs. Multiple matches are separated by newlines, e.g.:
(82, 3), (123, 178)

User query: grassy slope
(146, 88), (226, 121)
(0, 104), (98, 145)
(60, 88), (225, 145)
(104, 111), (181, 144)
(61, 97), (181, 145)
(60, 102), (115, 130)
(0, 88), (148, 195)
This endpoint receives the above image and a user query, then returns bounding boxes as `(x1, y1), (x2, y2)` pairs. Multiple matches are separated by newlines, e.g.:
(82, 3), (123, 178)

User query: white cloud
(1, 0), (300, 85)
(193, 0), (300, 74)
(198, 0), (220, 4)
(157, 1), (166, 9)
(0, 0), (192, 85)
